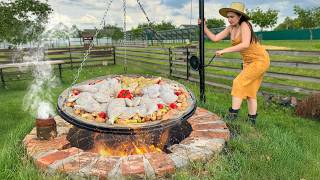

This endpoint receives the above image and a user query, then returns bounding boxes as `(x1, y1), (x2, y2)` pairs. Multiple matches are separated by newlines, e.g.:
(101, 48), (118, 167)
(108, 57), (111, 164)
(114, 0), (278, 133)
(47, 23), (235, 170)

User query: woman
(200, 2), (270, 124)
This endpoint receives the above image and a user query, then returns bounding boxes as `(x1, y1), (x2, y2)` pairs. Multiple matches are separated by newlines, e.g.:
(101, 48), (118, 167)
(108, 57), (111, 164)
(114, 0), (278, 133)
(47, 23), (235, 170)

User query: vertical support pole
(68, 37), (73, 69)
(113, 46), (116, 65)
(0, 68), (6, 87)
(186, 47), (190, 80)
(58, 64), (62, 79)
(169, 47), (172, 77)
(199, 0), (206, 102)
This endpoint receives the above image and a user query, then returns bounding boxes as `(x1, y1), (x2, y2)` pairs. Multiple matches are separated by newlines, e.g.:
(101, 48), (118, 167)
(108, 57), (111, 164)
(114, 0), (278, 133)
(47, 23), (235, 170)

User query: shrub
(295, 93), (320, 120)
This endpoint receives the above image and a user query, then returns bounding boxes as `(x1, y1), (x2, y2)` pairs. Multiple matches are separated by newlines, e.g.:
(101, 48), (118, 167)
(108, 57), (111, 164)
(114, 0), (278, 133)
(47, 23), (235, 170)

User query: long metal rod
(199, 0), (206, 102)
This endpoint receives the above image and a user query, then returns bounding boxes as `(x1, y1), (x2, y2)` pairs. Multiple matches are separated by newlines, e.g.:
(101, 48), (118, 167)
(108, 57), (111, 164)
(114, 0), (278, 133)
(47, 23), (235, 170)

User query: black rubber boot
(224, 108), (239, 121)
(248, 114), (258, 125)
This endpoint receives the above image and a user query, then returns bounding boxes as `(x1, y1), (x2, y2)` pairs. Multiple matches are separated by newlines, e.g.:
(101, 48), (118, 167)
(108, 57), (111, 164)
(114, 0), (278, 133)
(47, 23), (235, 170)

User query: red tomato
(169, 103), (177, 109)
(117, 90), (133, 99)
(175, 91), (182, 96)
(73, 90), (80, 96)
(157, 104), (164, 109)
(98, 112), (107, 119)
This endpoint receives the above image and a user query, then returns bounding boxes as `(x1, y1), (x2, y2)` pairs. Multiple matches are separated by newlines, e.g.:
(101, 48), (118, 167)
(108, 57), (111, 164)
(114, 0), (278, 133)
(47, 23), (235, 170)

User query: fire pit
(57, 75), (197, 134)
(23, 74), (230, 179)
(56, 75), (197, 156)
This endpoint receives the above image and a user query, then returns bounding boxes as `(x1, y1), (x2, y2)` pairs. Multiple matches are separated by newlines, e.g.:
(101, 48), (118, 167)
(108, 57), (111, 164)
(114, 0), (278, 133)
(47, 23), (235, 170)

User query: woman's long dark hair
(237, 13), (259, 44)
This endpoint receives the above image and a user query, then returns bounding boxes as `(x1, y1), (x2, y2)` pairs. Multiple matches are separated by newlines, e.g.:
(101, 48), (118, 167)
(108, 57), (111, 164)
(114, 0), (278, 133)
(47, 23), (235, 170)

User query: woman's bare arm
(218, 22), (251, 54)
(205, 26), (231, 42)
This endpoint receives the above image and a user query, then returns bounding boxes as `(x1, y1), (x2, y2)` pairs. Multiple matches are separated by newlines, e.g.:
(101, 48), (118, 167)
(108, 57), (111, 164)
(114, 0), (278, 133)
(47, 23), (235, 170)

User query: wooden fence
(115, 46), (320, 95)
(0, 46), (115, 83)
(0, 45), (319, 95)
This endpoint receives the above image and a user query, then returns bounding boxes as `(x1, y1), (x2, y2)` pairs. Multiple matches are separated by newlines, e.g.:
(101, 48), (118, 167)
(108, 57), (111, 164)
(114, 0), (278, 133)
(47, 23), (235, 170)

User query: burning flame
(93, 140), (162, 157)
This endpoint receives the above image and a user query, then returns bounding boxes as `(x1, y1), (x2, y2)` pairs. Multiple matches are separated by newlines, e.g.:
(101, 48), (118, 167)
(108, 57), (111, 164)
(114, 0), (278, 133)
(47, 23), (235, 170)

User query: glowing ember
(92, 140), (162, 157)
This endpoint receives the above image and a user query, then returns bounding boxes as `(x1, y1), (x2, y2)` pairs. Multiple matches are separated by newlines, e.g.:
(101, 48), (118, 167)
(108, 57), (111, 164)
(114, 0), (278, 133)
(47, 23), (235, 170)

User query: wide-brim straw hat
(219, 2), (250, 20)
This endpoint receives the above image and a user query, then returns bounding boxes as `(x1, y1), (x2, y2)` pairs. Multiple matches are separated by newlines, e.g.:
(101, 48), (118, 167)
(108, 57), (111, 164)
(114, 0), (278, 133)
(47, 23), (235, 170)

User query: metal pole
(199, 0), (206, 102)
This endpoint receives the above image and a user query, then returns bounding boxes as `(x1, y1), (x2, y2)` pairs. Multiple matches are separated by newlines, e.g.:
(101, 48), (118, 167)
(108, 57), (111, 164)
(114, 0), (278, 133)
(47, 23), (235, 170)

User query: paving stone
(107, 157), (123, 180)
(191, 120), (228, 131)
(36, 147), (81, 168)
(23, 134), (37, 146)
(89, 156), (120, 178)
(144, 152), (175, 177)
(120, 155), (145, 178)
(190, 129), (230, 141)
(181, 137), (225, 153)
(25, 135), (70, 157)
(143, 156), (156, 179)
(168, 144), (213, 162)
(168, 153), (189, 168)
(188, 115), (221, 125)
(56, 152), (98, 173)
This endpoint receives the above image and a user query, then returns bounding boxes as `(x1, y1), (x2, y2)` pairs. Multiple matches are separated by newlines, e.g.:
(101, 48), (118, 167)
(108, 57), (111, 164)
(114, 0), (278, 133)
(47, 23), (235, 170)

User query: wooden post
(186, 47), (190, 80)
(68, 37), (73, 69)
(0, 68), (6, 87)
(169, 48), (172, 77)
(58, 64), (62, 79)
(113, 46), (116, 65)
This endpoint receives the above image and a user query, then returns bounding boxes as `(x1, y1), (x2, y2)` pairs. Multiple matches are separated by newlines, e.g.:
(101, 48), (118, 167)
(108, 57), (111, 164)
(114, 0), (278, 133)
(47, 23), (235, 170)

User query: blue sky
(46, 0), (320, 30)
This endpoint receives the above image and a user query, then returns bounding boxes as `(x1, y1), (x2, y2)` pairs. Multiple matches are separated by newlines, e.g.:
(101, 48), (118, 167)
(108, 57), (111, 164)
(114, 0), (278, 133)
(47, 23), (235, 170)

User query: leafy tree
(97, 25), (123, 40)
(293, 5), (320, 29)
(69, 25), (81, 38)
(247, 7), (278, 31)
(154, 21), (175, 31)
(206, 18), (225, 29)
(293, 5), (320, 39)
(0, 0), (52, 44)
(274, 17), (300, 30)
(130, 21), (176, 39)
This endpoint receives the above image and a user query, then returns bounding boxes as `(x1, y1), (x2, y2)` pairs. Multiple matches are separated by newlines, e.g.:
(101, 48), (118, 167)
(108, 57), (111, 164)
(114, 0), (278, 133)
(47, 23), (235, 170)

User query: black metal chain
(123, 0), (127, 73)
(65, 0), (114, 106)
(136, 0), (165, 48)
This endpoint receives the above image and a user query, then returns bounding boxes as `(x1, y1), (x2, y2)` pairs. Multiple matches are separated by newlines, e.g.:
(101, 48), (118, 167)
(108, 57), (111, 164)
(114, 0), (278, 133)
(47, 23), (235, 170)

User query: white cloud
(79, 14), (99, 25)
(45, 0), (318, 31)
(46, 12), (73, 30)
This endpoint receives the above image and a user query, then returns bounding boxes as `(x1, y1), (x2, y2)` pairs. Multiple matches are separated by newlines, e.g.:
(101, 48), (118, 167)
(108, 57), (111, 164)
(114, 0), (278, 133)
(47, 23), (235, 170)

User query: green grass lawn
(0, 64), (319, 179)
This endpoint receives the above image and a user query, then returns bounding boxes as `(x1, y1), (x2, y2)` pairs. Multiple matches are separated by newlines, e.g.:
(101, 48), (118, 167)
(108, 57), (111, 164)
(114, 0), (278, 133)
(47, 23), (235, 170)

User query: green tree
(274, 17), (300, 30)
(206, 18), (225, 29)
(98, 25), (123, 40)
(154, 21), (175, 31)
(293, 6), (317, 29)
(247, 7), (278, 31)
(0, 0), (52, 44)
(293, 5), (320, 40)
(69, 25), (81, 38)
(130, 21), (176, 40)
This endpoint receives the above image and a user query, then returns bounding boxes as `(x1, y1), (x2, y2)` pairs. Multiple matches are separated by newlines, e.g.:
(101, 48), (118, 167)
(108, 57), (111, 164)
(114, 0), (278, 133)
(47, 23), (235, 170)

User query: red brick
(121, 155), (145, 177)
(36, 147), (81, 168)
(26, 135), (70, 157)
(188, 115), (221, 126)
(90, 156), (120, 178)
(145, 152), (175, 176)
(58, 152), (98, 173)
(196, 107), (209, 114)
(190, 130), (230, 141)
(191, 122), (227, 131)
(23, 134), (36, 146)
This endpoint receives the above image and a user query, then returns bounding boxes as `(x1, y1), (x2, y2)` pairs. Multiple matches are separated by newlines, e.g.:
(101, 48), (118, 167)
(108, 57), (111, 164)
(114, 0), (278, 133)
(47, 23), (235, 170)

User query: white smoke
(22, 45), (58, 119)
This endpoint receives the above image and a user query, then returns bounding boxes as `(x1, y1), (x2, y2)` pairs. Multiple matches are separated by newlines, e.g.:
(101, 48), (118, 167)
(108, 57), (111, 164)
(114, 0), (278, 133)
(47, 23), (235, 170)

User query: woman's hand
(198, 18), (206, 27)
(215, 50), (225, 57)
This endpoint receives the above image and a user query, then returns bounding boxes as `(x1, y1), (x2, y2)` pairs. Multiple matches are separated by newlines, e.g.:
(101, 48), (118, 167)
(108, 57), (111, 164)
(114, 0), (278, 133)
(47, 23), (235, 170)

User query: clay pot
(36, 117), (57, 140)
